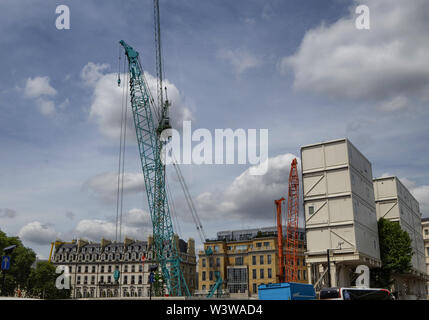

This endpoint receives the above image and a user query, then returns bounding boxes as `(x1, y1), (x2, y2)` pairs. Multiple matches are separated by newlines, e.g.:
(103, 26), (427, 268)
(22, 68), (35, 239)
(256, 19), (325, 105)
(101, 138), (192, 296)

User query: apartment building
(51, 235), (196, 298)
(197, 227), (307, 298)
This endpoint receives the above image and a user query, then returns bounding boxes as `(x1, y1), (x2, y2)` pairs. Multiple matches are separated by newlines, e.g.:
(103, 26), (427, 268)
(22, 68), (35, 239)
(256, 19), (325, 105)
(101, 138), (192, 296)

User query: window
(256, 242), (262, 248)
(267, 255), (272, 264)
(91, 276), (95, 284)
(139, 265), (143, 272)
(92, 266), (96, 273)
(100, 276), (104, 283)
(297, 270), (301, 280)
(138, 275), (142, 284)
(124, 265), (128, 273)
(202, 258), (206, 268)
(260, 269), (264, 279)
(209, 271), (213, 281)
(260, 255), (264, 265)
(263, 242), (269, 247)
(69, 266), (72, 273)
(235, 257), (243, 266)
(131, 265), (135, 273)
(84, 276), (88, 284)
(131, 276), (135, 284)
(253, 283), (257, 293)
(202, 285), (206, 290)
(107, 276), (111, 283)
(427, 247), (429, 256)
(209, 257), (213, 267)
(309, 206), (315, 215)
(425, 229), (429, 235)
(252, 256), (256, 265)
(303, 270), (307, 280)
(202, 271), (206, 281)
(123, 276), (127, 284)
(108, 266), (112, 273)
(78, 266), (81, 273)
(268, 268), (272, 279)
(216, 257), (220, 267)
(77, 276), (81, 284)
(85, 266), (88, 273)
(252, 269), (257, 280)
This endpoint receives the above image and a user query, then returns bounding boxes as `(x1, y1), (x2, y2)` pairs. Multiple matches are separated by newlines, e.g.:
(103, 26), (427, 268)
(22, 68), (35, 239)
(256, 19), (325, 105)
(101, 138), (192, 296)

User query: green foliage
(371, 218), (413, 288)
(0, 230), (36, 296)
(27, 261), (70, 299)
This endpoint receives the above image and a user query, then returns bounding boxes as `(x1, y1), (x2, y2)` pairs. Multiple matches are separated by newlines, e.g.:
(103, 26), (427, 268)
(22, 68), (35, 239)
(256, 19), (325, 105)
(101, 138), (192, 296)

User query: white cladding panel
(305, 198), (354, 226)
(302, 139), (380, 262)
(306, 226), (356, 253)
(347, 142), (373, 183)
(354, 223), (379, 258)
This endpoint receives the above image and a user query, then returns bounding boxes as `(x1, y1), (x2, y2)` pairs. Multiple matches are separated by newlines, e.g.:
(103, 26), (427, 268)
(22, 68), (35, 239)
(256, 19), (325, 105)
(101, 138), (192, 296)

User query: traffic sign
(148, 272), (155, 284)
(1, 256), (11, 270)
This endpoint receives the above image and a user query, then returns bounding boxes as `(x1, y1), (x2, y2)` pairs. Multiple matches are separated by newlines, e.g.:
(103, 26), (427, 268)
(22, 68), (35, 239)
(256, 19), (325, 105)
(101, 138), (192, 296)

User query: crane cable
(115, 53), (129, 243)
(170, 151), (207, 243)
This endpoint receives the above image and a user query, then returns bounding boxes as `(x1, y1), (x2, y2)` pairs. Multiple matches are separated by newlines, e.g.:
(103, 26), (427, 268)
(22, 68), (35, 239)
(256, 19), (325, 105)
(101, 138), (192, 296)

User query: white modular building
(301, 138), (381, 288)
(374, 176), (428, 299)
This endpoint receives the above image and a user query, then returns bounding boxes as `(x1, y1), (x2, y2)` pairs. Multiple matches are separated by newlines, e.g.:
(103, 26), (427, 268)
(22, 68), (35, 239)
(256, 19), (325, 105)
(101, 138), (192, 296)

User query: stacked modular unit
(373, 176), (426, 275)
(301, 138), (381, 287)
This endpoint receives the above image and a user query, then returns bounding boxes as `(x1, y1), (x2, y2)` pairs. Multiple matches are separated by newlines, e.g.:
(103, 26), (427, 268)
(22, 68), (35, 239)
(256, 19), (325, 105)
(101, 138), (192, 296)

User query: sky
(1, 0), (429, 259)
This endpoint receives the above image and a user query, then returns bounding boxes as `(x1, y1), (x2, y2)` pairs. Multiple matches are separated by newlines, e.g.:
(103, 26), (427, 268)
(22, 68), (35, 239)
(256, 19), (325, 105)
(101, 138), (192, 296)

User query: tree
(0, 230), (36, 296)
(27, 261), (70, 299)
(371, 218), (413, 288)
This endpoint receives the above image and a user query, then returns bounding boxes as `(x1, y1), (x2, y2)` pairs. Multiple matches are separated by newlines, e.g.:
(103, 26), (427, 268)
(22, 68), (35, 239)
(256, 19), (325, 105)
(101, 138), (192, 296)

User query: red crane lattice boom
(285, 158), (299, 282)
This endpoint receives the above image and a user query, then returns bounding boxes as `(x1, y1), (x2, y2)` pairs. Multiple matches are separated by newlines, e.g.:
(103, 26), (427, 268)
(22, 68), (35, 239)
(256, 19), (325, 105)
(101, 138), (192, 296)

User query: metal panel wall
(302, 139), (381, 266)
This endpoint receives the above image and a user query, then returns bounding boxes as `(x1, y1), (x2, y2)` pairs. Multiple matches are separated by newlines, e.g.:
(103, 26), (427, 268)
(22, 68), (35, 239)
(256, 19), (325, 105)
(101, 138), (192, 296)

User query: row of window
(70, 264), (145, 274)
(76, 274), (145, 285)
(55, 252), (150, 263)
(75, 287), (149, 298)
(59, 244), (148, 255)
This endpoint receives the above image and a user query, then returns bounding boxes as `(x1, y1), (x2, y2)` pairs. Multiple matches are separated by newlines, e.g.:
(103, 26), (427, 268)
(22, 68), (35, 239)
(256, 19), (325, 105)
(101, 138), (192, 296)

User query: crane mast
(119, 40), (189, 296)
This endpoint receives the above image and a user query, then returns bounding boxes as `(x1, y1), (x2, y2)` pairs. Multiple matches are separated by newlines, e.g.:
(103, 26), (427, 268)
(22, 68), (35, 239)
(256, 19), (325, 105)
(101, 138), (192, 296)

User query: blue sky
(1, 0), (429, 258)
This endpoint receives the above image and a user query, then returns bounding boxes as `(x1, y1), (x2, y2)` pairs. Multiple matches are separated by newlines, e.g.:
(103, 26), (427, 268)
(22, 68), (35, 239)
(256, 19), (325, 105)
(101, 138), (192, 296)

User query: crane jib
(119, 40), (190, 297)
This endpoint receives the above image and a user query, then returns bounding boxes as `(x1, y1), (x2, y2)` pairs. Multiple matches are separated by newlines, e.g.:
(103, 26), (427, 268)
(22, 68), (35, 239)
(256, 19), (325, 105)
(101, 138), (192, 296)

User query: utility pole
(326, 249), (331, 287)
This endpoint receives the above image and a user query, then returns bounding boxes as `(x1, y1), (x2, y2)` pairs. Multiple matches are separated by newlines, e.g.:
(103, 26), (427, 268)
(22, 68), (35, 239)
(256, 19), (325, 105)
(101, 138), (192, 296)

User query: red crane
(285, 158), (299, 282)
(275, 197), (285, 282)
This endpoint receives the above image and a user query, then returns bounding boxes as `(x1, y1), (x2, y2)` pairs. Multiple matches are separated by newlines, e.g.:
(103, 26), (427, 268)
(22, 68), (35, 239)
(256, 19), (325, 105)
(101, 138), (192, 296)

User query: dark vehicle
(319, 287), (392, 300)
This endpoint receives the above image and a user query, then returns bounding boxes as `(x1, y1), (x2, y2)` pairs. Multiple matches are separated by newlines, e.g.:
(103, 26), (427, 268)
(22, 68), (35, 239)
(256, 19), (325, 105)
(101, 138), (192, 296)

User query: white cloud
(73, 208), (152, 241)
(195, 153), (299, 221)
(281, 0), (429, 109)
(18, 221), (60, 245)
(83, 172), (145, 202)
(23, 76), (58, 116)
(81, 62), (193, 140)
(37, 98), (55, 115)
(24, 76), (57, 98)
(218, 49), (261, 75)
(123, 208), (152, 228)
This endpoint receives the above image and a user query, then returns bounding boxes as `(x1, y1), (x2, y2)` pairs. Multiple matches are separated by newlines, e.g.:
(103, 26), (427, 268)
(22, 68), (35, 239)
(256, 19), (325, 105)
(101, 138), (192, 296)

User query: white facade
(373, 176), (426, 275)
(301, 138), (381, 288)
